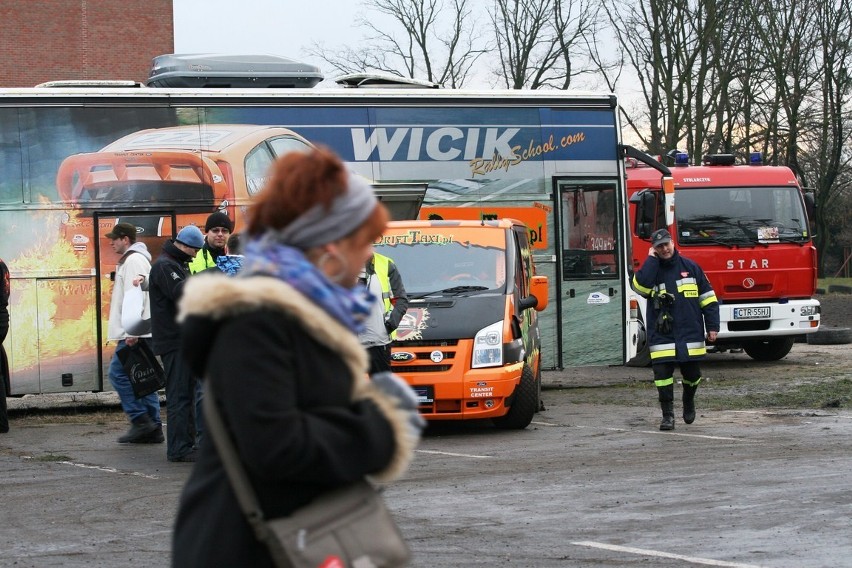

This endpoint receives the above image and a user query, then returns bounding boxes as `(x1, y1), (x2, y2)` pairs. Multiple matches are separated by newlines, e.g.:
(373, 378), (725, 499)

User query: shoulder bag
(203, 387), (411, 568)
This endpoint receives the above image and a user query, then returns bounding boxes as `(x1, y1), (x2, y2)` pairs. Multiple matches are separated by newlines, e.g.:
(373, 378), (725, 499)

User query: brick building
(0, 0), (173, 87)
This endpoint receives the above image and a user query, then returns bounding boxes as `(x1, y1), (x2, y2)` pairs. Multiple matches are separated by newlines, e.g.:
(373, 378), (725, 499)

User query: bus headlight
(472, 320), (503, 368)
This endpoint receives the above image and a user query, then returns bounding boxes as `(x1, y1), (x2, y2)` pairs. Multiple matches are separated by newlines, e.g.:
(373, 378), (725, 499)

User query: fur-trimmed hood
(178, 273), (417, 482)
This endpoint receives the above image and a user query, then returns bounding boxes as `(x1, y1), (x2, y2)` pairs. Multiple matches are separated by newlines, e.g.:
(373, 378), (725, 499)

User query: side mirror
(631, 190), (658, 239)
(804, 192), (816, 222)
(521, 275), (549, 312)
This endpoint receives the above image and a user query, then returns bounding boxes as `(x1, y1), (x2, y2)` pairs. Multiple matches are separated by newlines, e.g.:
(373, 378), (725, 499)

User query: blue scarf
(239, 235), (376, 334)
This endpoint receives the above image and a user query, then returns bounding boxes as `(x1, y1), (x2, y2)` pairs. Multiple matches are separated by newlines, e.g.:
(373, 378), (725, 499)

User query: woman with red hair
(172, 146), (422, 566)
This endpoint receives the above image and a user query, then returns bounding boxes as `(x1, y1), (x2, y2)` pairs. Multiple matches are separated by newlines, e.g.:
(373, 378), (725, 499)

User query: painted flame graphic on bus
(9, 207), (99, 373)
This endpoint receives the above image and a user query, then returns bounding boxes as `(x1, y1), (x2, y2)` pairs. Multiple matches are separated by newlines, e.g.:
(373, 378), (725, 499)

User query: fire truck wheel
(742, 336), (796, 361)
(807, 327), (852, 345)
(492, 365), (537, 430)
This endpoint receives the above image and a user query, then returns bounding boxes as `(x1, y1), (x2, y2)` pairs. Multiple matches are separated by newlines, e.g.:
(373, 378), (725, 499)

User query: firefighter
(632, 228), (720, 430)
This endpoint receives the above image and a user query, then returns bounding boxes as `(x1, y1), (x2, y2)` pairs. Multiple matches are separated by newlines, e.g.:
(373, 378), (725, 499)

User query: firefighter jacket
(632, 249), (720, 363)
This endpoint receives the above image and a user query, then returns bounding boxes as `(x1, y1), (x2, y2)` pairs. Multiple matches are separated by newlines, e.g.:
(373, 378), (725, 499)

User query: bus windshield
(675, 186), (809, 244)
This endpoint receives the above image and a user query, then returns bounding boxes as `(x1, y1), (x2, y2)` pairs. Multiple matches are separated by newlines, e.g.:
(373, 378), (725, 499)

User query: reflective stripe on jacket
(632, 250), (720, 363)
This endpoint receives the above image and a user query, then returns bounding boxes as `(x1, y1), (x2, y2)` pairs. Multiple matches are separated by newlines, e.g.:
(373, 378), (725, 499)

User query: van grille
(392, 365), (452, 373)
(393, 339), (459, 348)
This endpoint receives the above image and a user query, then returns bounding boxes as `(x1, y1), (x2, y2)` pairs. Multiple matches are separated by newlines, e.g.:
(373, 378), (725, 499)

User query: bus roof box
(144, 54), (324, 88)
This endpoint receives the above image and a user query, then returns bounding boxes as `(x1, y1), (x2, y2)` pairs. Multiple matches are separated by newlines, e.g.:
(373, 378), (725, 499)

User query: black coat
(148, 240), (195, 355)
(172, 274), (416, 568)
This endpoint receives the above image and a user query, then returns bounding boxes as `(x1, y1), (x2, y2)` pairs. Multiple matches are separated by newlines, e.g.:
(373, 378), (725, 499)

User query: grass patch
(818, 277), (852, 290)
(559, 378), (852, 411)
(701, 378), (852, 410)
(30, 454), (73, 462)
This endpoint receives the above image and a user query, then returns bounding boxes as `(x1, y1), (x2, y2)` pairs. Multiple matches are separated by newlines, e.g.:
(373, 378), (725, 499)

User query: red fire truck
(627, 152), (820, 362)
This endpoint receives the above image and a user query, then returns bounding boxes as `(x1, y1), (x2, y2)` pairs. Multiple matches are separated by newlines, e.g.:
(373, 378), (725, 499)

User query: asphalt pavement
(3, 382), (851, 567)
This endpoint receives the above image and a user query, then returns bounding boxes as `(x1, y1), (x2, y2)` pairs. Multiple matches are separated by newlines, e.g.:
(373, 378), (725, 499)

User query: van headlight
(472, 320), (503, 368)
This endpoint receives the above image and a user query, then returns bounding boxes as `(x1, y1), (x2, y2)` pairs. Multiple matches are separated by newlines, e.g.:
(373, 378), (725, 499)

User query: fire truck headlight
(472, 320), (503, 368)
(800, 305), (820, 316)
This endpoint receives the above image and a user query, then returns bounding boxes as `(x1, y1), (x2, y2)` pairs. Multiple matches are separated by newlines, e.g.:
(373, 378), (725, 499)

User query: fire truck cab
(627, 152), (820, 362)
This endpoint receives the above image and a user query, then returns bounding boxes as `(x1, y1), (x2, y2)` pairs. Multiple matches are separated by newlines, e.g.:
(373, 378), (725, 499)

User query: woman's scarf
(239, 235), (376, 334)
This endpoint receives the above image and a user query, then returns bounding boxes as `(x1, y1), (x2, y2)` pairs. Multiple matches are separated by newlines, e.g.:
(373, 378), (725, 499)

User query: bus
(0, 76), (660, 394)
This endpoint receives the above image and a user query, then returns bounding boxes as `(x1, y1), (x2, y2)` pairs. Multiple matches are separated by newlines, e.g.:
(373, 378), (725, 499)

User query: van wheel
(492, 365), (537, 430)
(743, 337), (795, 361)
(535, 365), (545, 412)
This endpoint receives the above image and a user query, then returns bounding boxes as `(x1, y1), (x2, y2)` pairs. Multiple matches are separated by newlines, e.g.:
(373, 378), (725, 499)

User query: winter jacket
(1, 258), (9, 398)
(106, 243), (151, 341)
(147, 240), (195, 355)
(632, 249), (720, 363)
(188, 243), (225, 274)
(171, 273), (417, 568)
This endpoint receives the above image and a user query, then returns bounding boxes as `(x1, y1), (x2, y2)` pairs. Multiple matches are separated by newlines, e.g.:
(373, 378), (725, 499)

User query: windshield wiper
(775, 235), (807, 246)
(682, 233), (735, 248)
(409, 285), (490, 299)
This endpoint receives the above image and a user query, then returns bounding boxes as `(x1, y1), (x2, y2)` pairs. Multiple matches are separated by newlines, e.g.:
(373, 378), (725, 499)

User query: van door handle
(567, 289), (575, 298)
(609, 287), (616, 297)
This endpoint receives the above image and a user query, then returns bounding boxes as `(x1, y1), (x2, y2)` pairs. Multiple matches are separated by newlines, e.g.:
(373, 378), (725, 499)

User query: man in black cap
(188, 212), (234, 274)
(632, 228), (720, 431)
(105, 222), (162, 443)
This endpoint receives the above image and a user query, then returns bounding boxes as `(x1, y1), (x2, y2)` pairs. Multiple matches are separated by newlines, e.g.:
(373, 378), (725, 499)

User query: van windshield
(375, 240), (507, 296)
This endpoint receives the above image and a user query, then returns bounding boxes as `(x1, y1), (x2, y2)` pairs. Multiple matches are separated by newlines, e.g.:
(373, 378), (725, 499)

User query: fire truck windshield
(675, 186), (809, 245)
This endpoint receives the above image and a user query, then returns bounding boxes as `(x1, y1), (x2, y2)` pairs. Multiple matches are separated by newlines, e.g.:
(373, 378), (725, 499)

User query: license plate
(733, 307), (771, 319)
(412, 385), (434, 405)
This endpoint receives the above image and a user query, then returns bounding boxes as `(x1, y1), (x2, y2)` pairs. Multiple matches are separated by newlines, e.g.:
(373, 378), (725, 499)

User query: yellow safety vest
(372, 253), (396, 339)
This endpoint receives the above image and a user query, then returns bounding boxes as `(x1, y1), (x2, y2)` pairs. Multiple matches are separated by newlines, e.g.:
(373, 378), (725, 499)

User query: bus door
(556, 180), (624, 366)
(95, 212), (176, 390)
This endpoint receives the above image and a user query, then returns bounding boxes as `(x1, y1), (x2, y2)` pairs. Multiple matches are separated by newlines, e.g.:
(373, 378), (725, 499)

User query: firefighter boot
(683, 381), (700, 424)
(118, 414), (158, 443)
(660, 402), (675, 431)
(657, 383), (675, 431)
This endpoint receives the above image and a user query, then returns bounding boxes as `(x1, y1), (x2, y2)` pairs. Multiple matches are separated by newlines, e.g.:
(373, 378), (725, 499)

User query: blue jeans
(161, 350), (204, 460)
(109, 340), (161, 424)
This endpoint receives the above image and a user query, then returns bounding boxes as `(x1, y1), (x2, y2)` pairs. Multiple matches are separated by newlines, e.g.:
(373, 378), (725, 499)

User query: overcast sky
(172, 0), (641, 111)
(173, 0), (371, 79)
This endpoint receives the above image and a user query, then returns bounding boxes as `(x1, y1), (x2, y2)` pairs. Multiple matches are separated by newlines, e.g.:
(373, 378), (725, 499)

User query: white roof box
(145, 54), (324, 88)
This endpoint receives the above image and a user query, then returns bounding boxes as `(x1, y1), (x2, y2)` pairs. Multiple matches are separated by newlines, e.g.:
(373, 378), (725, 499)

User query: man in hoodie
(105, 222), (162, 443)
(188, 212), (233, 274)
(144, 225), (204, 462)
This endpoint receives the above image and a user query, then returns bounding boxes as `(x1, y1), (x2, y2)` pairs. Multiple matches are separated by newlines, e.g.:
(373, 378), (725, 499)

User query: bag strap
(202, 387), (293, 567)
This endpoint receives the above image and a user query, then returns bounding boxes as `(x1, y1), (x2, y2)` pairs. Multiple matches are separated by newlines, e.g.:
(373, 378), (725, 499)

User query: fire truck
(627, 152), (820, 363)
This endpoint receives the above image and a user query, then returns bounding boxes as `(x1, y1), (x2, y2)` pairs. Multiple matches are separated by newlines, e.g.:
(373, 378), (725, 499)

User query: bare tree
(489, 0), (600, 90)
(796, 0), (852, 275)
(304, 0), (488, 87)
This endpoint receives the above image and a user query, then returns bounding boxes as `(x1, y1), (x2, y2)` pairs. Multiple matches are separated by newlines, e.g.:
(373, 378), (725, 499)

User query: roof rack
(334, 73), (440, 89)
(35, 80), (142, 88)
